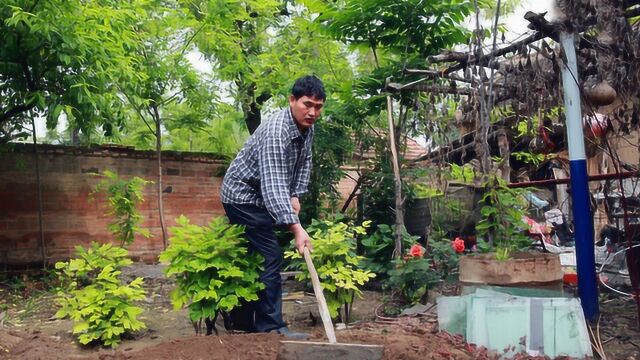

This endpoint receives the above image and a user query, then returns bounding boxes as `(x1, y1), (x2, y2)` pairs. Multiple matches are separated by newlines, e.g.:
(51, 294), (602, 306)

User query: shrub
(91, 170), (152, 247)
(475, 177), (531, 260)
(386, 244), (440, 305)
(360, 224), (418, 277)
(285, 218), (375, 322)
(54, 243), (146, 347)
(428, 228), (462, 281)
(159, 216), (264, 333)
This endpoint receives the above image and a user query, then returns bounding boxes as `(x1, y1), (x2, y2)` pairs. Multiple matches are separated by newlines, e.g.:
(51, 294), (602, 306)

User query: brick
(1, 146), (237, 266)
(163, 168), (177, 176)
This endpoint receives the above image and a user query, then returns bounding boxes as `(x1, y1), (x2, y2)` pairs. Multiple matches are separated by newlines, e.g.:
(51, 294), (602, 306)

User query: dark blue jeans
(222, 203), (286, 333)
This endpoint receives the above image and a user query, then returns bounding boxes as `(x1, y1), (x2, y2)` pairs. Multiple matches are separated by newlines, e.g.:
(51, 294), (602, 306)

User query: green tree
(298, 0), (479, 255)
(188, 0), (288, 134)
(188, 1), (365, 219)
(190, 0), (357, 134)
(118, 0), (214, 248)
(0, 0), (142, 143)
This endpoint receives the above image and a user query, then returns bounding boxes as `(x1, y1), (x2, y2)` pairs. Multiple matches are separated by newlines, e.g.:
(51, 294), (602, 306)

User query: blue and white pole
(559, 32), (599, 320)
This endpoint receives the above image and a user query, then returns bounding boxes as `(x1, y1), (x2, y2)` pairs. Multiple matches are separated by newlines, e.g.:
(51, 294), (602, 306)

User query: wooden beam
(386, 82), (473, 95)
(427, 6), (639, 77)
(443, 31), (545, 74)
(427, 50), (470, 64)
(386, 96), (404, 259)
(403, 68), (506, 87)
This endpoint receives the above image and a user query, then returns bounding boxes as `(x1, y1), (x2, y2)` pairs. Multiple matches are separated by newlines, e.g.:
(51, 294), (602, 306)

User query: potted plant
(458, 177), (563, 287)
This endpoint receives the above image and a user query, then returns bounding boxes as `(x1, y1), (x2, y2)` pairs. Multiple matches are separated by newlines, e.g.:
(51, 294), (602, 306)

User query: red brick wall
(0, 144), (226, 267)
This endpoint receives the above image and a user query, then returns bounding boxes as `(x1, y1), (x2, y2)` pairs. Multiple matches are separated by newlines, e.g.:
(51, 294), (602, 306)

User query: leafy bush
(285, 218), (375, 321)
(91, 170), (152, 247)
(475, 177), (532, 260)
(448, 163), (476, 183)
(427, 228), (462, 280)
(360, 224), (418, 276)
(386, 244), (440, 305)
(54, 243), (146, 347)
(159, 216), (264, 332)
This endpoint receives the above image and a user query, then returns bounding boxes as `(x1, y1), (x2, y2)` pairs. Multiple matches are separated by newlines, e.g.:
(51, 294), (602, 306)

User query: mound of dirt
(2, 318), (474, 360)
(105, 333), (280, 360)
(1, 330), (75, 360)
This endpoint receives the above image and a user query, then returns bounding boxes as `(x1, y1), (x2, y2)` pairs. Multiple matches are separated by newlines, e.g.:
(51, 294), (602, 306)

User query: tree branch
(444, 31), (546, 75)
(386, 82), (474, 95)
(427, 50), (469, 64)
(404, 68), (506, 87)
(118, 85), (157, 136)
(0, 103), (36, 124)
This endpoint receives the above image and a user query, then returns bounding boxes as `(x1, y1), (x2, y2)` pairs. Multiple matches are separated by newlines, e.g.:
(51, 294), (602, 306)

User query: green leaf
(73, 321), (90, 334)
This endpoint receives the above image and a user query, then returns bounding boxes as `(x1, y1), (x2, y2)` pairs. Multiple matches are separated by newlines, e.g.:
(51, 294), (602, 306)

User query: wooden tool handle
(303, 246), (337, 344)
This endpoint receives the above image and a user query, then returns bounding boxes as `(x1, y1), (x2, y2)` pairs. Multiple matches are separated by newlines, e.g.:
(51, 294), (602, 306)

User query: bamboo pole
(153, 105), (168, 250)
(31, 117), (46, 269)
(386, 96), (404, 259)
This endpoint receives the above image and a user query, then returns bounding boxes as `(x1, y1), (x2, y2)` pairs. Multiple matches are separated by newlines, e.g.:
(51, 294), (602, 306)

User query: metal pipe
(560, 32), (599, 320)
(508, 171), (640, 188)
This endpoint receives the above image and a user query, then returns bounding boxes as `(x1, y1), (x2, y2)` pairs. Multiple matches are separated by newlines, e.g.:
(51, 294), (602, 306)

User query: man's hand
(290, 197), (301, 215)
(288, 223), (312, 254)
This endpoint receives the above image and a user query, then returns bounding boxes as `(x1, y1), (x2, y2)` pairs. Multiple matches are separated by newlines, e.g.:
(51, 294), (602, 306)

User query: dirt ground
(1, 264), (639, 360)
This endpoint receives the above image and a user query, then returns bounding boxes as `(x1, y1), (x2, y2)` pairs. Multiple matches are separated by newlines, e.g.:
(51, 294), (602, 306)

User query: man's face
(289, 95), (324, 130)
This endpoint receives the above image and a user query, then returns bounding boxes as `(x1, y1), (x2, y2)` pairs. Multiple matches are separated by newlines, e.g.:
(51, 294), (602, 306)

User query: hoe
(277, 247), (384, 360)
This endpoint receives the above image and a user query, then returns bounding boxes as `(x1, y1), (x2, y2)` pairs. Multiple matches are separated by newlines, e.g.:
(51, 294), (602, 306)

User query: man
(220, 75), (325, 338)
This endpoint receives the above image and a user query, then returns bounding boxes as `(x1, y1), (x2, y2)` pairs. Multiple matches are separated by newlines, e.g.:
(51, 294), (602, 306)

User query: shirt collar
(286, 107), (309, 141)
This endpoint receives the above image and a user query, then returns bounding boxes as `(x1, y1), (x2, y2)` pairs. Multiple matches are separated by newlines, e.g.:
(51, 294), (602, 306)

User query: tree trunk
(245, 99), (262, 135)
(31, 118), (46, 269)
(386, 96), (404, 259)
(497, 129), (510, 181)
(153, 104), (168, 249)
(239, 80), (271, 135)
(71, 128), (81, 145)
(472, 0), (493, 176)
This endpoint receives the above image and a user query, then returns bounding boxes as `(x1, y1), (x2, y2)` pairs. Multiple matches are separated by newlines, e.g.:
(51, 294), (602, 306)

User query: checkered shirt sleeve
(259, 120), (299, 224)
(290, 142), (312, 198)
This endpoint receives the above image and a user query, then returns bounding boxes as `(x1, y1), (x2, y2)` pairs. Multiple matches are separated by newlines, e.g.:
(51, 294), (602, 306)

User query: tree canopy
(0, 0), (143, 142)
(2, 0), (481, 220)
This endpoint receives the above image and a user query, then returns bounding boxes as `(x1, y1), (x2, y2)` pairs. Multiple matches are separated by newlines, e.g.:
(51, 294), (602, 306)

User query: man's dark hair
(291, 75), (326, 101)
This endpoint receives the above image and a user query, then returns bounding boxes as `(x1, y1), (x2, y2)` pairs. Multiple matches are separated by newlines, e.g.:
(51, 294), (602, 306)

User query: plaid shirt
(220, 108), (313, 225)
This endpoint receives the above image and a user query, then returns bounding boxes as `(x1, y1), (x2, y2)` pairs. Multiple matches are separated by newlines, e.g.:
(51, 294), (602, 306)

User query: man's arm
(258, 120), (312, 253)
(290, 197), (301, 214)
(259, 124), (299, 225)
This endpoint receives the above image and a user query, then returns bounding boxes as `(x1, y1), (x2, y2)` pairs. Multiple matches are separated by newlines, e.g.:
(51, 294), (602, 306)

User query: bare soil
(1, 264), (639, 360)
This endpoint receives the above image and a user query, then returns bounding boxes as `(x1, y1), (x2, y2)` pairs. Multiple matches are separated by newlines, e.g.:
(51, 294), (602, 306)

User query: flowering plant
(387, 244), (438, 304)
(451, 237), (465, 254)
(361, 224), (417, 276)
(409, 244), (425, 257)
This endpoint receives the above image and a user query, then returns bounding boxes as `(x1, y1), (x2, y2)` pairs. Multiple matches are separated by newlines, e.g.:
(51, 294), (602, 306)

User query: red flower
(409, 244), (424, 257)
(451, 237), (465, 254)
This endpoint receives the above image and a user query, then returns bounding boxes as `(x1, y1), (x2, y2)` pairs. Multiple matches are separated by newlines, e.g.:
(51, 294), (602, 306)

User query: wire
(597, 243), (640, 297)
